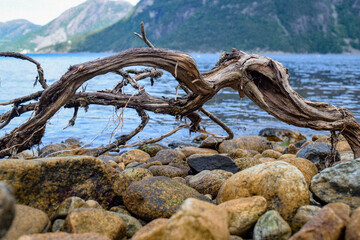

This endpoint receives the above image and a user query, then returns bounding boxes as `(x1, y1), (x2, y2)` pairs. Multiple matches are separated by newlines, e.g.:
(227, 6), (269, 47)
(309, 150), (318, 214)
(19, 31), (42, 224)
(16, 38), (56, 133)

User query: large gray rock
(311, 158), (360, 209)
(0, 182), (15, 238)
(296, 142), (340, 170)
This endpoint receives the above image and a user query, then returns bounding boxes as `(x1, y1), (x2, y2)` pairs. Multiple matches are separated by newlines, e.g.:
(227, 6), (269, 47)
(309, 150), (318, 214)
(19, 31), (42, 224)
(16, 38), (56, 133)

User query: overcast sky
(0, 0), (140, 25)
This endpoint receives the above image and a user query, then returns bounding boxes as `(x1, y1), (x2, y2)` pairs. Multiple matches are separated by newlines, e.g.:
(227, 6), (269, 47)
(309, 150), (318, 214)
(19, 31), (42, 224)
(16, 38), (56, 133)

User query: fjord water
(1, 53), (360, 148)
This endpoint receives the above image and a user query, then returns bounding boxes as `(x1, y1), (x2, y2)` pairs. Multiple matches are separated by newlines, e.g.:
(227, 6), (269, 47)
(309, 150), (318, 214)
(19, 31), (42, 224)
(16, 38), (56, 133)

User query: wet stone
(149, 165), (188, 178)
(217, 161), (309, 221)
(290, 205), (321, 233)
(123, 167), (153, 181)
(187, 154), (238, 174)
(138, 143), (169, 157)
(219, 136), (272, 153)
(63, 208), (126, 240)
(123, 176), (208, 221)
(310, 158), (360, 209)
(253, 210), (292, 240)
(186, 170), (225, 197)
(53, 197), (87, 220)
(180, 146), (219, 157)
(296, 142), (340, 170)
(146, 149), (186, 165)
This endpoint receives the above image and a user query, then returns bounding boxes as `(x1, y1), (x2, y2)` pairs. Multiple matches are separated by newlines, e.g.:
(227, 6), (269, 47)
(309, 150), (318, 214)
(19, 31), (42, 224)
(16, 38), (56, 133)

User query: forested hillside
(70, 0), (360, 53)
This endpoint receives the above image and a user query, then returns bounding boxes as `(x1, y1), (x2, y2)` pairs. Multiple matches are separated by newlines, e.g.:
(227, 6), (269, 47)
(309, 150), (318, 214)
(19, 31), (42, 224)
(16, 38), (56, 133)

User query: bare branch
(0, 90), (43, 106)
(0, 103), (37, 129)
(200, 107), (234, 140)
(0, 52), (48, 89)
(134, 22), (155, 48)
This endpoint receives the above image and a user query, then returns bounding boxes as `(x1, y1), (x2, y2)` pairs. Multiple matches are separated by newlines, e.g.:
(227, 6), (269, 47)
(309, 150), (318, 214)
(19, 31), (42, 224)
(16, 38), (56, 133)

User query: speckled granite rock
(123, 176), (208, 221)
(63, 208), (126, 240)
(290, 205), (321, 233)
(146, 149), (186, 165)
(253, 210), (291, 240)
(310, 158), (360, 209)
(254, 210), (291, 240)
(186, 170), (226, 197)
(149, 165), (188, 178)
(289, 205), (346, 240)
(219, 136), (272, 153)
(123, 168), (153, 181)
(217, 161), (309, 221)
(218, 196), (267, 236)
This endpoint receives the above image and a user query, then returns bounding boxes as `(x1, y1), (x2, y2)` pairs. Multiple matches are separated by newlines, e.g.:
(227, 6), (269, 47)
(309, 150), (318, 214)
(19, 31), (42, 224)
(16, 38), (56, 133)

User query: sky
(0, 0), (140, 25)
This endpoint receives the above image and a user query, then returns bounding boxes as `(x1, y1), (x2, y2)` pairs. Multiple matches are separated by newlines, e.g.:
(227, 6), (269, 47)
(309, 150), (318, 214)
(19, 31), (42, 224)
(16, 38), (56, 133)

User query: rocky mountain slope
(70, 0), (360, 53)
(4, 0), (133, 52)
(0, 19), (40, 47)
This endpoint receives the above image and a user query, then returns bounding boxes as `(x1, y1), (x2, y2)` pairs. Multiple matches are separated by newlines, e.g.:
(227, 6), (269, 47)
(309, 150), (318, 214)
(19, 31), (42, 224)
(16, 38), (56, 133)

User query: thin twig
(134, 22), (154, 48)
(0, 103), (37, 129)
(200, 107), (234, 140)
(0, 52), (48, 89)
(0, 123), (46, 156)
(112, 68), (163, 93)
(63, 106), (79, 130)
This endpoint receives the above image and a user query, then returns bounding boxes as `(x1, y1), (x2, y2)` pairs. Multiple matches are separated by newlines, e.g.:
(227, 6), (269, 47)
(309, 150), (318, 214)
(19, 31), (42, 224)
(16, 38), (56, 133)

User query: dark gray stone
(296, 142), (340, 169)
(187, 154), (238, 174)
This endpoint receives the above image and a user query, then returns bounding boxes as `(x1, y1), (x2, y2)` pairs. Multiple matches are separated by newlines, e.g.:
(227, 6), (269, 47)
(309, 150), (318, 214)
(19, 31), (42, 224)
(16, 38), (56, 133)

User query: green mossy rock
(0, 156), (133, 217)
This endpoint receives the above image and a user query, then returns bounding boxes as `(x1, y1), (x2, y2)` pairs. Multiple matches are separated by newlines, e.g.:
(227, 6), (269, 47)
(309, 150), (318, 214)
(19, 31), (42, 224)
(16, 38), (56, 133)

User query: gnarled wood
(1, 48), (360, 159)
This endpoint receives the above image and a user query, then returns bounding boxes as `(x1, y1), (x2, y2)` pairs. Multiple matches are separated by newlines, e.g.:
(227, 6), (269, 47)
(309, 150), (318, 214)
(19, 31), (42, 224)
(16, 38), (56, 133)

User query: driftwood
(1, 43), (360, 159)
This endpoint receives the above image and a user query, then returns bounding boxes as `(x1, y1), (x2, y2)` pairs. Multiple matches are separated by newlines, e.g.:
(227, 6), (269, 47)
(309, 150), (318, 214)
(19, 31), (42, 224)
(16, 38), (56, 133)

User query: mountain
(4, 0), (133, 52)
(0, 19), (40, 47)
(70, 0), (360, 53)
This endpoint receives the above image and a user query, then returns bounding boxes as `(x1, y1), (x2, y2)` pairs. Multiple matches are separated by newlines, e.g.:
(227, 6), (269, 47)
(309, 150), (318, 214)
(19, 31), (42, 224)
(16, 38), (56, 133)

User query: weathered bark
(1, 48), (360, 158)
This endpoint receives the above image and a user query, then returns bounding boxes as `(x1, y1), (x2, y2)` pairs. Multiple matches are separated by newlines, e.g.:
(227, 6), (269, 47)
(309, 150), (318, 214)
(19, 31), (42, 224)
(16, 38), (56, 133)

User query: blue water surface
(1, 52), (360, 148)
